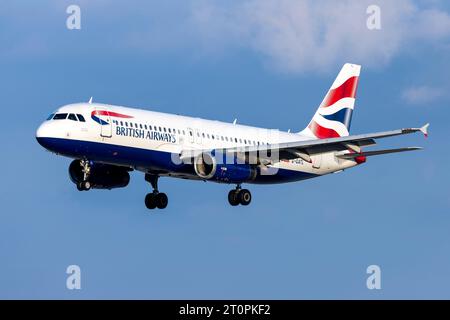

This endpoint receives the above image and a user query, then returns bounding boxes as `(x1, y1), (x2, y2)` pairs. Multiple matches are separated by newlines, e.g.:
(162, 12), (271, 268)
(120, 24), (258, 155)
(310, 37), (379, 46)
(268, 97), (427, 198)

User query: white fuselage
(36, 103), (358, 184)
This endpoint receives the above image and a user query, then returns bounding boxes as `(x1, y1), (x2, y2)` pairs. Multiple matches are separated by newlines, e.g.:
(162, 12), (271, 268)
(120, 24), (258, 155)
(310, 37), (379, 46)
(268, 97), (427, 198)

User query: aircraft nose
(36, 122), (51, 149)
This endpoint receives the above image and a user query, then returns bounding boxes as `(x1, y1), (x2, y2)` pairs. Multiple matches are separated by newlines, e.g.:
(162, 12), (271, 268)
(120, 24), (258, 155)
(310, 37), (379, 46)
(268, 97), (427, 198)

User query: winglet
(88, 97), (93, 104)
(420, 123), (430, 138)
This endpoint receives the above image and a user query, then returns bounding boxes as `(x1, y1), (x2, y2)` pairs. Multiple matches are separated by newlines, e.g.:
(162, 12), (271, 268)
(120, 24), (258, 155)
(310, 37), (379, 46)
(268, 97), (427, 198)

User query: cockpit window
(53, 113), (68, 120)
(76, 114), (86, 122)
(46, 114), (54, 120)
(68, 113), (77, 121)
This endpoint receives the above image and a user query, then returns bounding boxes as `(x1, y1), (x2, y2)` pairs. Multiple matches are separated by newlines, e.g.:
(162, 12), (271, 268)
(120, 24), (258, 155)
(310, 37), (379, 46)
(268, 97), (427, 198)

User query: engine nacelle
(69, 160), (130, 190)
(194, 153), (257, 184)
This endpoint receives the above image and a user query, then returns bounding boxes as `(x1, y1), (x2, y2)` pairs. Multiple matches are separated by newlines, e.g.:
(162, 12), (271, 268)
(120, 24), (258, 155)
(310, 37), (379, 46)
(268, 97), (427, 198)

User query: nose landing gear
(76, 160), (91, 191)
(145, 173), (168, 210)
(228, 185), (252, 206)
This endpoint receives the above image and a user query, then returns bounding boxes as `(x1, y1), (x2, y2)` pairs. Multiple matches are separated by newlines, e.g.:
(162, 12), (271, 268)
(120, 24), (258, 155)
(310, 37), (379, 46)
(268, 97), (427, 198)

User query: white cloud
(401, 85), (446, 105)
(188, 0), (450, 73)
(2, 0), (450, 74)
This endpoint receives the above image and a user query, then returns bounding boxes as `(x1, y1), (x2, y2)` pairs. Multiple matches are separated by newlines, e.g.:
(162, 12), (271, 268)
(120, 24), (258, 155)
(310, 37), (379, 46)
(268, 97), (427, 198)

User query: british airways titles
(115, 125), (177, 143)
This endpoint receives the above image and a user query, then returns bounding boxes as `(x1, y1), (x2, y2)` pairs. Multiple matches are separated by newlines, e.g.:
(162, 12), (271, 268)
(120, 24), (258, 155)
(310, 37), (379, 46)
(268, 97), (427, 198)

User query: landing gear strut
(77, 160), (92, 191)
(228, 185), (252, 206)
(145, 173), (168, 210)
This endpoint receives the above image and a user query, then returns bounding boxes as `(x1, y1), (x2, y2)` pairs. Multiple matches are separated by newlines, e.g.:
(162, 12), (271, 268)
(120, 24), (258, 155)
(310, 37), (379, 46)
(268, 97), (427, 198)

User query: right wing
(336, 147), (423, 159)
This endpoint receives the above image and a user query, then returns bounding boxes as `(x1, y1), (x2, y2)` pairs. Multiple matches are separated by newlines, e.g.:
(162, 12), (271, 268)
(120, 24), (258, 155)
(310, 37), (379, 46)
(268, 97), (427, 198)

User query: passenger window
(202, 133), (205, 138)
(207, 134), (210, 139)
(140, 124), (143, 129)
(120, 121), (123, 126)
(234, 138), (237, 142)
(182, 130), (185, 135)
(53, 113), (68, 120)
(159, 127), (162, 132)
(46, 114), (54, 120)
(168, 128), (171, 133)
(125, 122), (128, 127)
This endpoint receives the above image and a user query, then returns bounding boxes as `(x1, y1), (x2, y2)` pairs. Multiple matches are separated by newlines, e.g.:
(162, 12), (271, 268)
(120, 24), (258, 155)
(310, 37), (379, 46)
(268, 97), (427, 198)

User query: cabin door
(95, 107), (112, 138)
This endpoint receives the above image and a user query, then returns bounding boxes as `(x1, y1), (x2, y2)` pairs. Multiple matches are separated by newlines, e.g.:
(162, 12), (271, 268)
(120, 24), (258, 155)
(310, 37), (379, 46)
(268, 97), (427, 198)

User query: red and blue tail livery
(36, 63), (428, 210)
(303, 63), (360, 139)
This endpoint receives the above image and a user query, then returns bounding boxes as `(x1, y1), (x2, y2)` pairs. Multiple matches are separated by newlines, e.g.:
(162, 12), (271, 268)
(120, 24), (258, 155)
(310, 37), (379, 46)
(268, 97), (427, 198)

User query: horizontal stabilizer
(337, 147), (422, 159)
(420, 123), (430, 138)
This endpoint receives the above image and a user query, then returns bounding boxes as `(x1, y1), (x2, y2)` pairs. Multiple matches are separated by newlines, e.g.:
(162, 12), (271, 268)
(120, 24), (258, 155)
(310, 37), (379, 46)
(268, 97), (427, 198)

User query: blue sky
(1, 0), (450, 299)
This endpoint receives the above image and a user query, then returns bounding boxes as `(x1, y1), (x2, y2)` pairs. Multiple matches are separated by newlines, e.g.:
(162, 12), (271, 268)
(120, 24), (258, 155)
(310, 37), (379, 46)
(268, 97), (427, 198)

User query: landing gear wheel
(238, 189), (251, 206)
(144, 174), (169, 210)
(77, 181), (91, 191)
(145, 193), (157, 209)
(156, 193), (168, 209)
(228, 190), (240, 206)
(83, 181), (91, 190)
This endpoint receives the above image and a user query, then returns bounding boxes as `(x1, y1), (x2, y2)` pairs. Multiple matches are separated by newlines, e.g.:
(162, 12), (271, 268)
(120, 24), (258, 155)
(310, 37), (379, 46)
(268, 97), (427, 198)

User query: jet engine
(69, 160), (131, 190)
(193, 153), (256, 184)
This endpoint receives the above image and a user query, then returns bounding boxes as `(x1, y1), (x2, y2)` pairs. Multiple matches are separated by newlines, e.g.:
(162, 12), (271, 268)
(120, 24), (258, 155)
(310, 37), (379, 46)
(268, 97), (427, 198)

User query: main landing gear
(228, 185), (252, 206)
(145, 173), (168, 210)
(76, 160), (92, 191)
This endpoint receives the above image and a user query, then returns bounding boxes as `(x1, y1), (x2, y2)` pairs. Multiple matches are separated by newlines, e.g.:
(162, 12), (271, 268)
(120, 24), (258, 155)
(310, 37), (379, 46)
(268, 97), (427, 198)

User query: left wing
(180, 123), (429, 164)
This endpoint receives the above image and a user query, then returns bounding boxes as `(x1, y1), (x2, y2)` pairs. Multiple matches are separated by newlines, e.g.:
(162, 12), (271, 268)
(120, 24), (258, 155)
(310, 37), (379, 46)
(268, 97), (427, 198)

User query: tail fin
(300, 63), (361, 139)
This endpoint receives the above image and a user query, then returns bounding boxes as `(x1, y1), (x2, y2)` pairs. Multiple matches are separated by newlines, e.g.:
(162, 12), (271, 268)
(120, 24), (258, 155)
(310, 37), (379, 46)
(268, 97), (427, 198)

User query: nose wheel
(77, 181), (91, 191)
(145, 173), (168, 210)
(228, 186), (252, 206)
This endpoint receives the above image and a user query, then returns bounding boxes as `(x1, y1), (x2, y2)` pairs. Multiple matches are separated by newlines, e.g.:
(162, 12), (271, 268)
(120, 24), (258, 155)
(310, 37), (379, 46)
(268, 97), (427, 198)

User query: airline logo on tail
(308, 63), (360, 139)
(91, 110), (133, 125)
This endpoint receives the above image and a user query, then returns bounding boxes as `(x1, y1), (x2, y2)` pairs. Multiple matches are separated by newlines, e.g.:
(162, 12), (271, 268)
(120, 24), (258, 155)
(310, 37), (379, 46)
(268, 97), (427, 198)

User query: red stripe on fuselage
(92, 110), (133, 118)
(309, 121), (340, 139)
(321, 76), (358, 108)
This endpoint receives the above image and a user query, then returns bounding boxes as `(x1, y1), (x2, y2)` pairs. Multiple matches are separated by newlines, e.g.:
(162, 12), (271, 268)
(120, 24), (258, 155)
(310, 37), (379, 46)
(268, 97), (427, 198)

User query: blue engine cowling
(69, 160), (131, 189)
(193, 153), (257, 184)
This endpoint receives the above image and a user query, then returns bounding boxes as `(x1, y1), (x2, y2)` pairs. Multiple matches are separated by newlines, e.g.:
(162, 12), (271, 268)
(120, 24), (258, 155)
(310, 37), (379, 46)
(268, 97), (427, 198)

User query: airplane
(36, 63), (429, 210)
